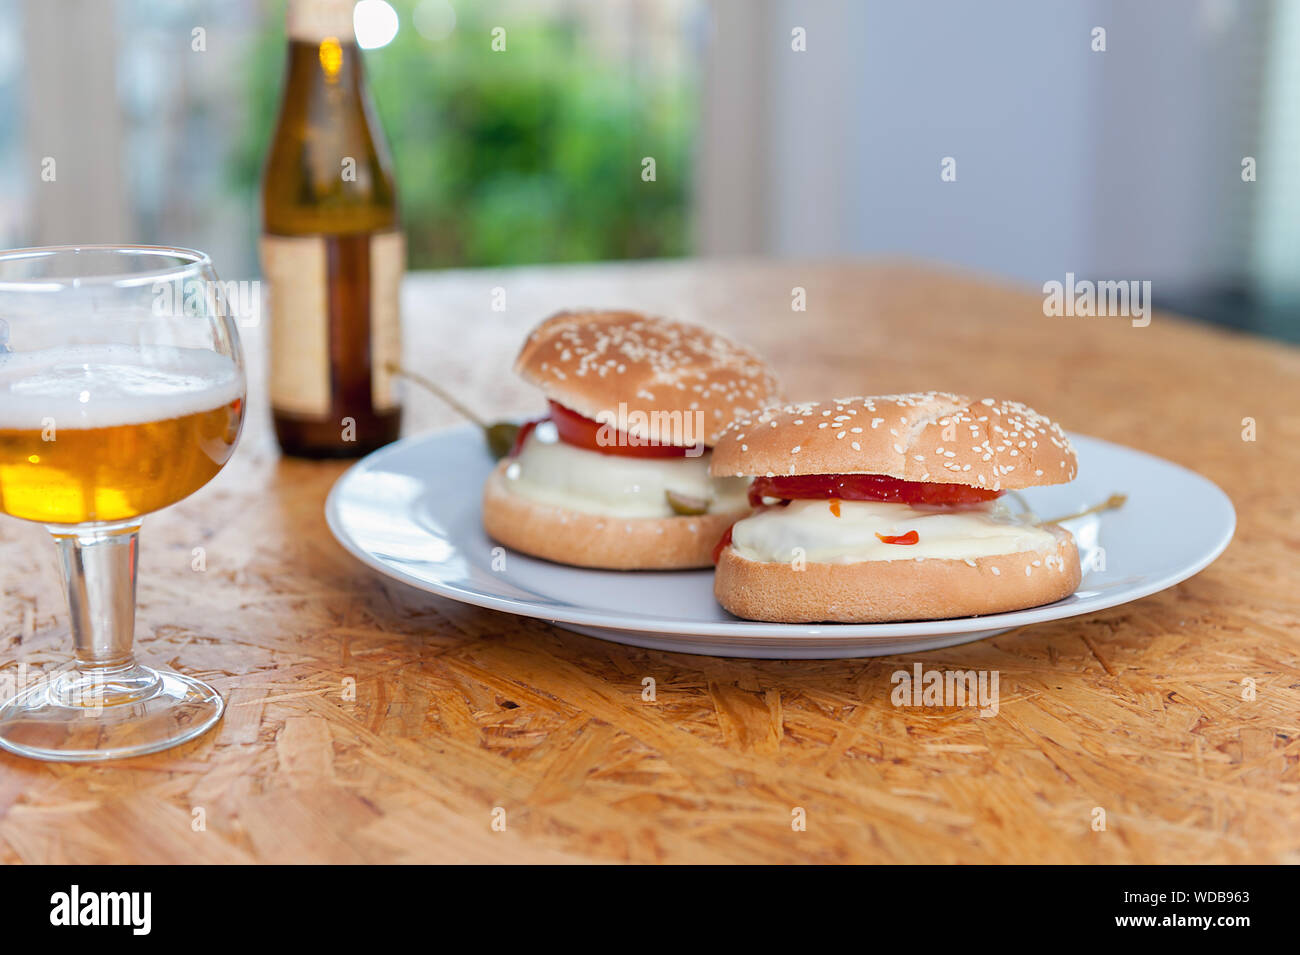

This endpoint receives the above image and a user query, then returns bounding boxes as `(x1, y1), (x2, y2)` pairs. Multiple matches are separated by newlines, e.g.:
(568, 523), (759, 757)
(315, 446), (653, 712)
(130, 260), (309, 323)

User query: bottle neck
(287, 35), (366, 94)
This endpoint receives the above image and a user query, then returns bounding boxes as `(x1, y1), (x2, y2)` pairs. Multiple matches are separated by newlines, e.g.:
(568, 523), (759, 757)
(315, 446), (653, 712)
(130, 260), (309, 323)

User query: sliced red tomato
(546, 400), (691, 458)
(748, 473), (1003, 507)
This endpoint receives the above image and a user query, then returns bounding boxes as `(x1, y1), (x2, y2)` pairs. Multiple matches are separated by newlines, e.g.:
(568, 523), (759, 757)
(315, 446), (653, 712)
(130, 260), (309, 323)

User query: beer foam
(0, 344), (244, 430)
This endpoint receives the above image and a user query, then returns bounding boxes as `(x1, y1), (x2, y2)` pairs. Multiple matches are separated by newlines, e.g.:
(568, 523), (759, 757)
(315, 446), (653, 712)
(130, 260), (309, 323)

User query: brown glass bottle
(261, 0), (403, 458)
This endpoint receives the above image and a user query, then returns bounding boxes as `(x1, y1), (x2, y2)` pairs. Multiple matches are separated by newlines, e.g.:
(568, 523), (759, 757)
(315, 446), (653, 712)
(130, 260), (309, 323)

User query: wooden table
(1, 260), (1296, 864)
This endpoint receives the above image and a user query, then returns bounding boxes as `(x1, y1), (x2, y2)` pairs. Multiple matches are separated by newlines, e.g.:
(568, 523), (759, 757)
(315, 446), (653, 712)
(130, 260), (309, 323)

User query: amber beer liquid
(261, 0), (404, 457)
(0, 345), (244, 524)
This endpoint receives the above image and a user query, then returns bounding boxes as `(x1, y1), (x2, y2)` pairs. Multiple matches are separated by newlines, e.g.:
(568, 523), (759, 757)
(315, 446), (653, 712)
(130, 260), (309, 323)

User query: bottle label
(263, 234), (330, 416)
(369, 230), (403, 411)
(261, 230), (404, 418)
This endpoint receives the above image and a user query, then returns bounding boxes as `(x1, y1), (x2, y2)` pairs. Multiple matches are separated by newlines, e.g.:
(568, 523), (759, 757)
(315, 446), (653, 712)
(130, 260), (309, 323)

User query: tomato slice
(546, 400), (691, 458)
(748, 473), (1003, 507)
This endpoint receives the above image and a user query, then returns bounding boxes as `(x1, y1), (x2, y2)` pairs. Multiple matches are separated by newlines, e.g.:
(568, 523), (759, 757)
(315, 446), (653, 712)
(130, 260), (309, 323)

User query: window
(4, 0), (701, 279)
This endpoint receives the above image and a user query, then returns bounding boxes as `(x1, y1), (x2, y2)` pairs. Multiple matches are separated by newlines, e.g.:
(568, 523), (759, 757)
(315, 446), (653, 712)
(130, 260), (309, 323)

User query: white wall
(699, 0), (1269, 292)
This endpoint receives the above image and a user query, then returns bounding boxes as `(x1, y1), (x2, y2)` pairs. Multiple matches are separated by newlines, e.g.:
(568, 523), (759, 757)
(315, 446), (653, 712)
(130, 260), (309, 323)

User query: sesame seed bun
(482, 461), (746, 570)
(714, 525), (1081, 623)
(514, 310), (782, 447)
(710, 392), (1077, 491)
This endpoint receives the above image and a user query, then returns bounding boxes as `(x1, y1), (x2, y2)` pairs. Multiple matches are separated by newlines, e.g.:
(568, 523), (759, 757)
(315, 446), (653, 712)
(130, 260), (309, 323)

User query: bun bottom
(482, 461), (744, 570)
(714, 526), (1081, 622)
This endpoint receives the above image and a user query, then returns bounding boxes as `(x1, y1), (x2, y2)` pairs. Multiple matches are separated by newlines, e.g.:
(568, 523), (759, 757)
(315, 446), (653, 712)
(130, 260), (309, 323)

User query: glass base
(0, 663), (223, 762)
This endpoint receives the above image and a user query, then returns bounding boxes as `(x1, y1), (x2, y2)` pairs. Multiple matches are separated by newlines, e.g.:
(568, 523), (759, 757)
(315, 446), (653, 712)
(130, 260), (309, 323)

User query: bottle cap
(287, 0), (356, 42)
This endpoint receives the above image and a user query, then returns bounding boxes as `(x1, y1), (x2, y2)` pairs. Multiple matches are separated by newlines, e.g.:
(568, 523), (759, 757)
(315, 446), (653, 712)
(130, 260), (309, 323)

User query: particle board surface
(0, 259), (1295, 864)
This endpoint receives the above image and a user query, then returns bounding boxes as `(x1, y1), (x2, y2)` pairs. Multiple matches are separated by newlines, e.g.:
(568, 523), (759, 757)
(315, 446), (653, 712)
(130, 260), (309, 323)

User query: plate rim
(324, 425), (1236, 641)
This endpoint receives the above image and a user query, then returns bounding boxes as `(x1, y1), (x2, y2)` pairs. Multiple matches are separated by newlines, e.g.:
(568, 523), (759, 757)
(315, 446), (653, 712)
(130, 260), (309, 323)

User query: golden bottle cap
(287, 0), (356, 43)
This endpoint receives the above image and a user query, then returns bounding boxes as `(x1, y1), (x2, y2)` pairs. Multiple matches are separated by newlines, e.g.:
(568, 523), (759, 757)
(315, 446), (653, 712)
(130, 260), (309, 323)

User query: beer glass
(0, 246), (245, 760)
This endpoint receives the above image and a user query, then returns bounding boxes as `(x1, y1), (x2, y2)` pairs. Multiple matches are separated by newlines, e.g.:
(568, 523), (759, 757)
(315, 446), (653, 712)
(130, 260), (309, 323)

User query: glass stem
(50, 521), (141, 674)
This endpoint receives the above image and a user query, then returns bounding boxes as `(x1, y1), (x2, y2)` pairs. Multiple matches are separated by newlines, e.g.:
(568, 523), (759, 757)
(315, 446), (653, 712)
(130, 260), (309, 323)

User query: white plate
(324, 425), (1235, 659)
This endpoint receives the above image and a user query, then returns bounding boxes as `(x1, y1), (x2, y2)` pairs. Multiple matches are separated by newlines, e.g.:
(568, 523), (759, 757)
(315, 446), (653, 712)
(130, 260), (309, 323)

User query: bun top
(709, 392), (1077, 490)
(514, 310), (782, 446)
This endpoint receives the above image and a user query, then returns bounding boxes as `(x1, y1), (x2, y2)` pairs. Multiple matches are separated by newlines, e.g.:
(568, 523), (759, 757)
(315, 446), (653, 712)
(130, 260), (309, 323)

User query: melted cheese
(504, 422), (751, 518)
(729, 498), (1061, 564)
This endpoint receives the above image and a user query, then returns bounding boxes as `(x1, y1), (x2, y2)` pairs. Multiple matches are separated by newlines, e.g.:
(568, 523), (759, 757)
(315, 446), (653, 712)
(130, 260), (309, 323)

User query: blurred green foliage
(232, 1), (694, 269)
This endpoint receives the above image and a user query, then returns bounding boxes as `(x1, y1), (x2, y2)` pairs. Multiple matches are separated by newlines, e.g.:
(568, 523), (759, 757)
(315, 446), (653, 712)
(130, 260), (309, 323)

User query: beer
(0, 345), (244, 524)
(261, 0), (404, 458)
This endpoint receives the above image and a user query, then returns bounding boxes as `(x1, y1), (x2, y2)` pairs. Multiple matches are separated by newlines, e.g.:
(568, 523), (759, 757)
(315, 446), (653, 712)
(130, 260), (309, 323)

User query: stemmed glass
(0, 246), (246, 761)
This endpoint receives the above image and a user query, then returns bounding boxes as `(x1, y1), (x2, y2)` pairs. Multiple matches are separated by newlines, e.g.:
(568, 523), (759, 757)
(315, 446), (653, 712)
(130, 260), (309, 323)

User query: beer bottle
(261, 0), (403, 457)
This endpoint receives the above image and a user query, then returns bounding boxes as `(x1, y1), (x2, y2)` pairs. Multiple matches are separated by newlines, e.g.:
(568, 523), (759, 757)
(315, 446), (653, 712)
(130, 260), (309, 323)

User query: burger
(709, 392), (1082, 622)
(482, 310), (783, 569)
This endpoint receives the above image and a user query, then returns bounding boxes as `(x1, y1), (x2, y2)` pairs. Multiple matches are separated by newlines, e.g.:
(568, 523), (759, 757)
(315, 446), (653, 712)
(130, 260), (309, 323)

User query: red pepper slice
(749, 473), (1002, 507)
(711, 524), (734, 564)
(508, 402), (699, 459)
(547, 401), (692, 459)
(875, 530), (920, 545)
(509, 417), (544, 458)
